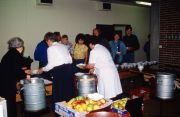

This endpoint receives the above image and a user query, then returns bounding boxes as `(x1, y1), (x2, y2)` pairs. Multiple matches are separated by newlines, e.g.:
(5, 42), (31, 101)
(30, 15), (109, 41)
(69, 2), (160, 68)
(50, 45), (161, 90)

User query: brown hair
(62, 34), (68, 39)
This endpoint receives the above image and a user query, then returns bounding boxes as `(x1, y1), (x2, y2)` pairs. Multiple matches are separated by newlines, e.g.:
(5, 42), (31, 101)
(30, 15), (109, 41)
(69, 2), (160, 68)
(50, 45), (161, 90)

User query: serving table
(119, 69), (144, 93)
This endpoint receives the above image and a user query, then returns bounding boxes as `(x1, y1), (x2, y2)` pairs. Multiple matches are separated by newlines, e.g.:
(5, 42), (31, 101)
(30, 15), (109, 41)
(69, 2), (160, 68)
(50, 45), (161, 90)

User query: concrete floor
(144, 90), (180, 117)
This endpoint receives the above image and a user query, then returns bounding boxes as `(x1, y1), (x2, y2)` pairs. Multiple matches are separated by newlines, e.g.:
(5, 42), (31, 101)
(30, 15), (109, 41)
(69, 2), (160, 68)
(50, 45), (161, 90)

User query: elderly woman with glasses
(0, 37), (31, 117)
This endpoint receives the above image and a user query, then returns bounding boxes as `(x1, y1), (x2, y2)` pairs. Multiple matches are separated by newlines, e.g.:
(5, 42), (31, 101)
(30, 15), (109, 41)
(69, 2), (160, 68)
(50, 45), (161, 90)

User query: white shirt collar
(52, 42), (58, 45)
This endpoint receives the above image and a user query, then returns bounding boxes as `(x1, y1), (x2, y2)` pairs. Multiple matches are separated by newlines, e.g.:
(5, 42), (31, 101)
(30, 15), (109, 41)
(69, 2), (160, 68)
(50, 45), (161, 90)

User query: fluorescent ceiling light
(135, 1), (152, 6)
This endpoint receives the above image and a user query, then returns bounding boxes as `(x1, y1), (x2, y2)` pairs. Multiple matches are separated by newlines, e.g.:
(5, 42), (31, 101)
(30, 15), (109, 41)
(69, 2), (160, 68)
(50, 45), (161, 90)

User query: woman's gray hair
(8, 37), (24, 49)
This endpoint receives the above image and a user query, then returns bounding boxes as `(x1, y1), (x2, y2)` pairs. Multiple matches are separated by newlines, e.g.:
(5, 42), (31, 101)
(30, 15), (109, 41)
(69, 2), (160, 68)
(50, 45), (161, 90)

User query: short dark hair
(62, 34), (68, 39)
(125, 25), (132, 31)
(54, 32), (61, 41)
(88, 36), (99, 45)
(75, 33), (85, 43)
(54, 32), (60, 36)
(44, 32), (56, 42)
(113, 32), (121, 37)
(93, 28), (101, 35)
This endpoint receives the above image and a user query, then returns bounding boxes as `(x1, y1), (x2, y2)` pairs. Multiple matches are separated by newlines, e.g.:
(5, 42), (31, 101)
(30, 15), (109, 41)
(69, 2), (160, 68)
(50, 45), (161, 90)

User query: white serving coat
(89, 44), (123, 99)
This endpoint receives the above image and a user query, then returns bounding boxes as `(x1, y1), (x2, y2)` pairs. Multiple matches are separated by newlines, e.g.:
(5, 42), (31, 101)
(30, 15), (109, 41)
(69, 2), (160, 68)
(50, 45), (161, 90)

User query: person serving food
(85, 37), (123, 99)
(0, 37), (31, 117)
(37, 32), (75, 110)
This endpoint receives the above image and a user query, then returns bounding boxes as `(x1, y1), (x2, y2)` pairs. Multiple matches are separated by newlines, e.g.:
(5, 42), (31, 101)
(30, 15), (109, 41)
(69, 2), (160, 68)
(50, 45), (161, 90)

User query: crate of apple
(66, 96), (107, 112)
(112, 98), (129, 110)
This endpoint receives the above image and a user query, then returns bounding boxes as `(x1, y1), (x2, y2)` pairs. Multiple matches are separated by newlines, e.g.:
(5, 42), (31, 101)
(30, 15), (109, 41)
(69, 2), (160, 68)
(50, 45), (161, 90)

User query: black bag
(125, 97), (143, 117)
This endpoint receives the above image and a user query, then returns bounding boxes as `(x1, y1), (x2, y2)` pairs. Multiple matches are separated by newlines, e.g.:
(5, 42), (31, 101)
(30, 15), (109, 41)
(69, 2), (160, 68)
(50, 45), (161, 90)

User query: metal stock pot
(21, 78), (46, 112)
(156, 72), (176, 100)
(76, 74), (97, 96)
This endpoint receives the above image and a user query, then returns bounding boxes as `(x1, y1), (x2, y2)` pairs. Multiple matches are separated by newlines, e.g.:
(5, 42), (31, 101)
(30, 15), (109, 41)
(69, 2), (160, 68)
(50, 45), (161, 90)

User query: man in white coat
(86, 37), (123, 99)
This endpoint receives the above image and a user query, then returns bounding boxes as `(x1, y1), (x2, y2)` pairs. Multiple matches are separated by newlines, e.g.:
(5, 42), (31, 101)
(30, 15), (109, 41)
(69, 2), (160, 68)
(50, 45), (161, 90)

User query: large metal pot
(76, 74), (97, 96)
(156, 72), (176, 100)
(21, 78), (46, 112)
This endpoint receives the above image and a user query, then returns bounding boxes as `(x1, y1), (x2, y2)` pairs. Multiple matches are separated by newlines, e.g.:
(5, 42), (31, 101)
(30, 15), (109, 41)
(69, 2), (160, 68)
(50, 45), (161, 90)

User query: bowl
(76, 63), (86, 69)
(86, 111), (121, 117)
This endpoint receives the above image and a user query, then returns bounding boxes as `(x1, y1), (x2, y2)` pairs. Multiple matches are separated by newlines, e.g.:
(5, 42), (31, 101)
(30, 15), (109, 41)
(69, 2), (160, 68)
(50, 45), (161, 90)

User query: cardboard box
(111, 98), (131, 117)
(112, 107), (128, 116)
(55, 101), (87, 117)
(55, 100), (113, 117)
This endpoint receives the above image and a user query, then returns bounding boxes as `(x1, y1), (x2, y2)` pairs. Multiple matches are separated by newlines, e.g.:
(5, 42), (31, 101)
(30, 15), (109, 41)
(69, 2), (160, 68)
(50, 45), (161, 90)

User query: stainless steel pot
(156, 72), (176, 100)
(76, 74), (97, 96)
(21, 78), (46, 112)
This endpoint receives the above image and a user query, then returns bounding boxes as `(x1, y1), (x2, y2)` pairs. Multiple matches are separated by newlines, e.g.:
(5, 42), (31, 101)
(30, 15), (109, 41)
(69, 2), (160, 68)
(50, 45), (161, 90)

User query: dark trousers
(123, 52), (135, 63)
(52, 64), (75, 110)
(6, 95), (17, 117)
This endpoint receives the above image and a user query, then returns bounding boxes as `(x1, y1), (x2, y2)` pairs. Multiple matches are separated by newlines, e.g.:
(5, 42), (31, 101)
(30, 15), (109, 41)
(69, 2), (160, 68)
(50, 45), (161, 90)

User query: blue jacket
(109, 40), (127, 64)
(34, 40), (48, 68)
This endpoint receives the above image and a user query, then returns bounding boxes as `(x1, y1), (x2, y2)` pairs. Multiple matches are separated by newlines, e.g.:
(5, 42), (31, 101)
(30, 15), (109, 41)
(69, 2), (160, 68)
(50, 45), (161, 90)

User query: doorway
(96, 24), (130, 41)
(96, 24), (114, 41)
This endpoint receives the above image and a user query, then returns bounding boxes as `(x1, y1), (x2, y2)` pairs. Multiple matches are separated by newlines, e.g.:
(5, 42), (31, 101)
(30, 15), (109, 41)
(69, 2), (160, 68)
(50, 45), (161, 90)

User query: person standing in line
(38, 32), (74, 110)
(61, 34), (73, 55)
(122, 26), (140, 63)
(34, 32), (53, 80)
(0, 37), (31, 117)
(84, 34), (92, 64)
(72, 33), (88, 73)
(54, 31), (61, 42)
(86, 37), (123, 99)
(93, 28), (111, 52)
(109, 32), (127, 64)
(143, 34), (150, 61)
(34, 32), (50, 68)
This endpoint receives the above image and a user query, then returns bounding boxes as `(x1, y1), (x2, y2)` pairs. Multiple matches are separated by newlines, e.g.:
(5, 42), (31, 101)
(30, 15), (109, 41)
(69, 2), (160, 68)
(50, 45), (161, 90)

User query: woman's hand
(116, 51), (121, 55)
(37, 68), (43, 74)
(89, 69), (95, 74)
(26, 75), (31, 80)
(86, 64), (94, 69)
(127, 47), (133, 51)
(22, 67), (27, 70)
(86, 64), (95, 74)
(25, 69), (32, 75)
